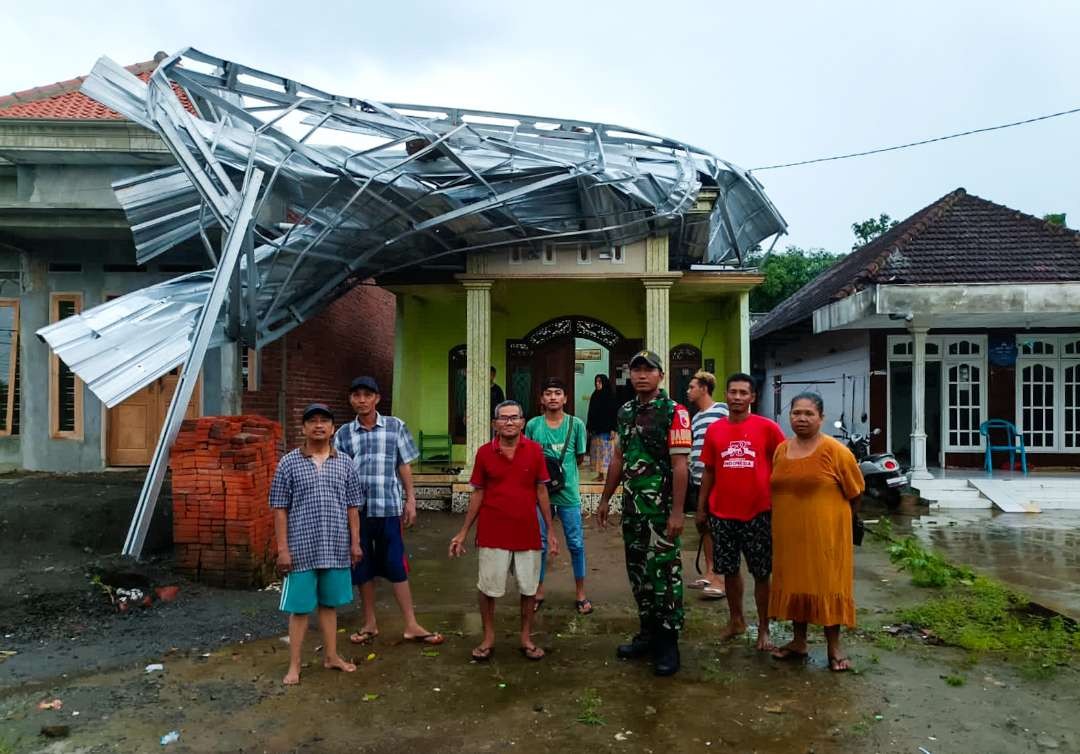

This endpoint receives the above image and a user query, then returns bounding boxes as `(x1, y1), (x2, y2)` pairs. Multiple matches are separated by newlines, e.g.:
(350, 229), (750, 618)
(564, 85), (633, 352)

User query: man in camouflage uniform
(598, 349), (692, 676)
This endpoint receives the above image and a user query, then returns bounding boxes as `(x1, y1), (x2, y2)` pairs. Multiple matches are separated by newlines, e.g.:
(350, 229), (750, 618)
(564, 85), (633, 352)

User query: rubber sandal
(687, 578), (711, 590)
(349, 630), (378, 645)
(404, 632), (445, 645)
(470, 646), (494, 662)
(520, 645), (545, 661)
(701, 586), (727, 600)
(574, 598), (594, 615)
(828, 655), (852, 672)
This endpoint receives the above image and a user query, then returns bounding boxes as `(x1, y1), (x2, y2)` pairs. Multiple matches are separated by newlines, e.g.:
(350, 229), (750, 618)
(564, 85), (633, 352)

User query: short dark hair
(691, 370), (716, 395)
(790, 391), (825, 415)
(490, 366), (497, 375)
(541, 377), (567, 392)
(726, 372), (756, 392)
(492, 399), (522, 419)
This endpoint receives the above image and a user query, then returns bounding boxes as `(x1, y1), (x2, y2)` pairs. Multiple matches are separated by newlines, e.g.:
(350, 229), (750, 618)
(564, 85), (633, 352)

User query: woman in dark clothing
(586, 374), (619, 482)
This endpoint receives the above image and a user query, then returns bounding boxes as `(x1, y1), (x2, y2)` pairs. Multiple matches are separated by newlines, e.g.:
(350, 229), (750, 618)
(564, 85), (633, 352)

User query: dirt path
(1, 476), (1077, 752)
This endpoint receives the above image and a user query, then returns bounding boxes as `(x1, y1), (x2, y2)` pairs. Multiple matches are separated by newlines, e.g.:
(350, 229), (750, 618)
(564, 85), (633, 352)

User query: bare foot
(771, 641), (809, 660)
(717, 621), (747, 642)
(323, 654), (357, 673)
(755, 630), (776, 652)
(283, 667), (301, 685)
(828, 655), (852, 672)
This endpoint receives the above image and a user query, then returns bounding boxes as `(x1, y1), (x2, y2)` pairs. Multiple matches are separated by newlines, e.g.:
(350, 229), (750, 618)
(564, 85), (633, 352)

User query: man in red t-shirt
(449, 399), (558, 662)
(695, 372), (786, 651)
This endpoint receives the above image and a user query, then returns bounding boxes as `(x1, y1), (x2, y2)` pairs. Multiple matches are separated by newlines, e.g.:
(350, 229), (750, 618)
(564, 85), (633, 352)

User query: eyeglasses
(494, 415), (523, 423)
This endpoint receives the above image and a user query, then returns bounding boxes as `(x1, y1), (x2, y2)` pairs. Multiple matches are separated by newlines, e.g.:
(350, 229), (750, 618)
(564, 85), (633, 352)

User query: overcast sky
(6, 0), (1079, 254)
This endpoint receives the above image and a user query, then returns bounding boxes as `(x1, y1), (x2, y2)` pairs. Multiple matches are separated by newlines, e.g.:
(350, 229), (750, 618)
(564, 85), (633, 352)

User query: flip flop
(403, 632), (445, 645)
(470, 646), (494, 662)
(520, 645), (545, 661)
(771, 646), (809, 662)
(828, 655), (852, 672)
(349, 630), (378, 645)
(687, 578), (711, 590)
(533, 598), (545, 613)
(574, 598), (594, 615)
(701, 586), (727, 600)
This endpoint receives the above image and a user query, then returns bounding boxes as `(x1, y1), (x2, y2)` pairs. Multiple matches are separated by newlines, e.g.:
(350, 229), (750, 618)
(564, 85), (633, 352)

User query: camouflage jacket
(616, 389), (690, 516)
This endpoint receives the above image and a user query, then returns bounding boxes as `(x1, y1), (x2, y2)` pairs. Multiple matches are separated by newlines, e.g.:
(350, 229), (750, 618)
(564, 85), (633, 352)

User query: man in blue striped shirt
(334, 376), (444, 647)
(686, 371), (728, 598)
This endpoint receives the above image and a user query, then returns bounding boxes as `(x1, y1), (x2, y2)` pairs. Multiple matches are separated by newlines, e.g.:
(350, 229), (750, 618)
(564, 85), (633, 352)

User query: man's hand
(276, 549), (293, 575)
(597, 498), (610, 529)
(351, 543), (364, 565)
(666, 512), (684, 540)
(448, 532), (467, 558)
(694, 505), (707, 531)
(403, 498), (418, 528)
(548, 536), (560, 558)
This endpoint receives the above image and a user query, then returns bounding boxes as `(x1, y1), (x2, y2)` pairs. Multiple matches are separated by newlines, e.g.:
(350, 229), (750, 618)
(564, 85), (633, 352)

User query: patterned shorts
(708, 511), (772, 579)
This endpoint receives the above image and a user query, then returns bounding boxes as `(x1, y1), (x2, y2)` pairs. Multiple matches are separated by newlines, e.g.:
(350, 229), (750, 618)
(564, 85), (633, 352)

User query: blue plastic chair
(979, 420), (1027, 477)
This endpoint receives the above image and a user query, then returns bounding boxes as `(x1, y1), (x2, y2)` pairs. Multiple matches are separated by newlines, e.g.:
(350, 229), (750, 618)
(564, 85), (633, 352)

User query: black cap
(541, 377), (567, 391)
(302, 403), (334, 422)
(629, 349), (664, 371)
(349, 376), (380, 394)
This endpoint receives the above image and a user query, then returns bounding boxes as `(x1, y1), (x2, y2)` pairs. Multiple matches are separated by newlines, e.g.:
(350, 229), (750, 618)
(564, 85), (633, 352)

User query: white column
(463, 280), (493, 466)
(909, 324), (933, 479)
(643, 278), (674, 359)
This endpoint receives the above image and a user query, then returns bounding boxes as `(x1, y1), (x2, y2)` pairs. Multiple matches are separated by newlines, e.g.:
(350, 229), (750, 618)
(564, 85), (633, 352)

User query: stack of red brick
(170, 415), (282, 588)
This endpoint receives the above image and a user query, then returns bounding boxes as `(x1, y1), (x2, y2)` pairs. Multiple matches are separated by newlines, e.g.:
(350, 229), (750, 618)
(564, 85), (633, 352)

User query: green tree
(1043, 213), (1067, 227)
(748, 246), (844, 312)
(851, 213), (899, 249)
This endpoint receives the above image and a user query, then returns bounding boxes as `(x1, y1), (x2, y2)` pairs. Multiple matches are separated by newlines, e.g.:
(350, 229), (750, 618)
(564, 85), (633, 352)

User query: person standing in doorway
(597, 350), (692, 676)
(271, 403), (363, 685)
(695, 372), (786, 651)
(490, 366), (505, 408)
(685, 371), (728, 599)
(526, 378), (591, 615)
(586, 374), (619, 482)
(450, 400), (558, 661)
(334, 376), (444, 647)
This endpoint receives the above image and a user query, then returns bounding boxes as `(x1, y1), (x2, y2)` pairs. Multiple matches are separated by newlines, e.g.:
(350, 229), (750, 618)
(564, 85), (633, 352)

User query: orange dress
(768, 435), (864, 627)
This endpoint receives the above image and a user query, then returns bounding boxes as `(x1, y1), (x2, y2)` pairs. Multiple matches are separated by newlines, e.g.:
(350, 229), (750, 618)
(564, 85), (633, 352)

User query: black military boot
(616, 620), (653, 659)
(652, 629), (681, 676)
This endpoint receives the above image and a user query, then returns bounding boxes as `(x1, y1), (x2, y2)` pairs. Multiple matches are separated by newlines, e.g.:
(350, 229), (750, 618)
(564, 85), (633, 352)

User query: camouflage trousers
(621, 508), (684, 632)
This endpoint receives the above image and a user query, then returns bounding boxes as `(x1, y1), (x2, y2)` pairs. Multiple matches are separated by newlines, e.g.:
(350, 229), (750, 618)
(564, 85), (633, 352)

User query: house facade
(752, 188), (1080, 478)
(0, 56), (393, 471)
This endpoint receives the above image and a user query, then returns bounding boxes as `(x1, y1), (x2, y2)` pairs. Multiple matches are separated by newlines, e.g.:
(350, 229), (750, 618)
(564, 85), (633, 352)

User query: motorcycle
(832, 420), (907, 509)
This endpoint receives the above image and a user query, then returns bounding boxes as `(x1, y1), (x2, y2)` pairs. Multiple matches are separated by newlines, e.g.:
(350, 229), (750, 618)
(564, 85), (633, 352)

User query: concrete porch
(914, 469), (1080, 512)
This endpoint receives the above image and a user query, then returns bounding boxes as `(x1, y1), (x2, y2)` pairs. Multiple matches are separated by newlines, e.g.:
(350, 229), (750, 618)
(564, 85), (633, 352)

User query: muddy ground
(1, 475), (1077, 753)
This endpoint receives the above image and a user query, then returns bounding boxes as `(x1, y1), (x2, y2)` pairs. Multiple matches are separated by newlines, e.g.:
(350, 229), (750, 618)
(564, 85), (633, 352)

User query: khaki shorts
(477, 547), (542, 598)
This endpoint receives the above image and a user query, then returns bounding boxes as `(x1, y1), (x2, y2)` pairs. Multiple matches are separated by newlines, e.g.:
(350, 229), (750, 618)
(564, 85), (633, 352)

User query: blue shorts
(279, 568), (353, 614)
(351, 515), (409, 585)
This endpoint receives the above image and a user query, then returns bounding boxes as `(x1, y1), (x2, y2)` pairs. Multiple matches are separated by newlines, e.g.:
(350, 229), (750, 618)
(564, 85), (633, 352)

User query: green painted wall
(670, 294), (742, 381)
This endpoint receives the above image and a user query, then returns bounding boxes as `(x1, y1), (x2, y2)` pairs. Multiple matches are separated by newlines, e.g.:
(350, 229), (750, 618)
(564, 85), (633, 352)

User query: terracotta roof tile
(752, 188), (1080, 339)
(0, 57), (195, 121)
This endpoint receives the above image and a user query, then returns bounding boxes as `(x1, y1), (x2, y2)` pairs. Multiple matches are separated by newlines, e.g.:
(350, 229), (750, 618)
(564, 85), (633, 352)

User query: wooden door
(107, 368), (201, 466)
(531, 337), (575, 419)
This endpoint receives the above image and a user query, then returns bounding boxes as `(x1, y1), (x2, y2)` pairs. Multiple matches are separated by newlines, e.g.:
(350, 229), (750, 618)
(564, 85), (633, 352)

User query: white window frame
(1016, 333), (1080, 453)
(541, 244), (556, 265)
(886, 334), (987, 457)
(508, 247), (523, 265)
(575, 244), (591, 265)
(0, 299), (18, 436)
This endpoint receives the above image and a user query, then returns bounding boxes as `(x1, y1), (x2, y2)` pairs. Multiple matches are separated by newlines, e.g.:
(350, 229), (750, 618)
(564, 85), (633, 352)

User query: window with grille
(1064, 363), (1079, 449)
(0, 300), (18, 435)
(50, 294), (83, 439)
(1016, 334), (1080, 452)
(946, 362), (983, 448)
(1019, 362), (1056, 448)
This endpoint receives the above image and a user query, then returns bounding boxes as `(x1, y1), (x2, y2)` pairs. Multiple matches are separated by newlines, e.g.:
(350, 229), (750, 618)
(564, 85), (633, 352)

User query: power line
(750, 104), (1080, 172)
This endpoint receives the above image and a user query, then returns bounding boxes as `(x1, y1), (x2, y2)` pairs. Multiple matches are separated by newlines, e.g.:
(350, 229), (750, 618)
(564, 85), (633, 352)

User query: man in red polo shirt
(449, 399), (558, 662)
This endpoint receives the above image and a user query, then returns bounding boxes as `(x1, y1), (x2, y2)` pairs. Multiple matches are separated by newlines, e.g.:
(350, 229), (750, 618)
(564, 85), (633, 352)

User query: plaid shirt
(333, 413), (419, 518)
(269, 445), (363, 572)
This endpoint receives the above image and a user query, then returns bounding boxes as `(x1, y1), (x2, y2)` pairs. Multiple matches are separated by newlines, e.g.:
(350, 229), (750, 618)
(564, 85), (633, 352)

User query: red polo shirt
(469, 437), (549, 551)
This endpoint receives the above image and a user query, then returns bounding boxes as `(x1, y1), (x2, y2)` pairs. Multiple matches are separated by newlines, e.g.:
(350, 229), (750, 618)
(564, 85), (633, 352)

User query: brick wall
(170, 415), (281, 588)
(243, 281), (395, 449)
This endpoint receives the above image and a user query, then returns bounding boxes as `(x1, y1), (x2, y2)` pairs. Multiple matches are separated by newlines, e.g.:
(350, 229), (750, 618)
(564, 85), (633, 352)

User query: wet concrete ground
(2, 498), (1078, 753)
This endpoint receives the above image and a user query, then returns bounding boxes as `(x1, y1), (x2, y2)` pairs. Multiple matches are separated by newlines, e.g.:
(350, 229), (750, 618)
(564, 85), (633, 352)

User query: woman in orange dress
(769, 393), (864, 671)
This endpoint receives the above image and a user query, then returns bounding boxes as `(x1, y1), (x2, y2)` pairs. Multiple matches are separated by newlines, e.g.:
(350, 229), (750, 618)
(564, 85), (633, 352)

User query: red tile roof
(0, 55), (195, 121)
(752, 188), (1080, 338)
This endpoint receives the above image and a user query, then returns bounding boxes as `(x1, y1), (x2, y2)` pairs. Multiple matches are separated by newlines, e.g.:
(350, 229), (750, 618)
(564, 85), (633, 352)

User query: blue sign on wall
(988, 335), (1018, 367)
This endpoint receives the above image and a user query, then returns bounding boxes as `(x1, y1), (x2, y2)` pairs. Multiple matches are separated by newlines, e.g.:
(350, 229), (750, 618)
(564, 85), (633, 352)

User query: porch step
(967, 479), (1040, 513)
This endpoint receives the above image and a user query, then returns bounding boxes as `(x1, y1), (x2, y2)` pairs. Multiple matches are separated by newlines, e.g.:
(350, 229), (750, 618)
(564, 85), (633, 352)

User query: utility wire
(750, 105), (1080, 172)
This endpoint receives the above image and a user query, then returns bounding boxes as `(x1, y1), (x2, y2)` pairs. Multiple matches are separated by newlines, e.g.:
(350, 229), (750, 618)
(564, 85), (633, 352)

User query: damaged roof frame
(35, 48), (786, 557)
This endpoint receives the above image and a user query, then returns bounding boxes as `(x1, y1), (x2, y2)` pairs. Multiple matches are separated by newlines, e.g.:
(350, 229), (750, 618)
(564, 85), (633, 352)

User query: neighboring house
(0, 55), (393, 471)
(751, 188), (1080, 479)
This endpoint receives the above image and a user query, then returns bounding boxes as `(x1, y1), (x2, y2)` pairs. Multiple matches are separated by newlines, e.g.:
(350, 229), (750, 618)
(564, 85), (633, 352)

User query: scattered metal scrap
(36, 49), (786, 557)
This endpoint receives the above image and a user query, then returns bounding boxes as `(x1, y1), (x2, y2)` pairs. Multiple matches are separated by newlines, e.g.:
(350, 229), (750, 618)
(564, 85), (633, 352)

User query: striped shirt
(333, 413), (419, 518)
(269, 446), (363, 572)
(690, 402), (729, 485)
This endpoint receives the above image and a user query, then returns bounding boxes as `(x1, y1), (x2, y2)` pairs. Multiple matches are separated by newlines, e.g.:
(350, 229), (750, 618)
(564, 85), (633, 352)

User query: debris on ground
(881, 623), (942, 644)
(160, 730), (180, 745)
(37, 699), (63, 711)
(40, 725), (70, 738)
(155, 585), (180, 602)
(0, 649), (16, 662)
(146, 663), (165, 673)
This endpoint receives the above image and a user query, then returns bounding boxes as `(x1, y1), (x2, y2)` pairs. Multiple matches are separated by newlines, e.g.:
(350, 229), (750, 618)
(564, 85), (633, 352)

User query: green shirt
(525, 414), (587, 507)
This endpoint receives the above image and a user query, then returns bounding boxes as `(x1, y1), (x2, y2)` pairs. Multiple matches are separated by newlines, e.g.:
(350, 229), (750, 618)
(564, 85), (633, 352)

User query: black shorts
(685, 482), (700, 513)
(708, 511), (772, 579)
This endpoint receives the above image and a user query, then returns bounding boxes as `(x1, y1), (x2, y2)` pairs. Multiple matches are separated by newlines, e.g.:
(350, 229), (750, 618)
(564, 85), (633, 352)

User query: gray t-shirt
(690, 402), (729, 485)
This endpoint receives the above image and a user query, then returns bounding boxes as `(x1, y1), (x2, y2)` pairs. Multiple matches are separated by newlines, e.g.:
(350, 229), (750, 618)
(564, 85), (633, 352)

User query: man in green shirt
(525, 378), (592, 614)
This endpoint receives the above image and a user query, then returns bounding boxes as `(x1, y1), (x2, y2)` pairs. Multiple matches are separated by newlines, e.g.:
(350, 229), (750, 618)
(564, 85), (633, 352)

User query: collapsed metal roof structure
(35, 49), (786, 556)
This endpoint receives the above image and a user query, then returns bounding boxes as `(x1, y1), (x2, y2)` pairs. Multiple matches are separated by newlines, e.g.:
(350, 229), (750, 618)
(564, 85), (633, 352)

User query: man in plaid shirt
(334, 376), (444, 647)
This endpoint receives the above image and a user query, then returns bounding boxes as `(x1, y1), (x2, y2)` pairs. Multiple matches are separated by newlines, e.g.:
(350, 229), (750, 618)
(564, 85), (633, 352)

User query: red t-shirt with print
(469, 437), (550, 551)
(701, 414), (786, 521)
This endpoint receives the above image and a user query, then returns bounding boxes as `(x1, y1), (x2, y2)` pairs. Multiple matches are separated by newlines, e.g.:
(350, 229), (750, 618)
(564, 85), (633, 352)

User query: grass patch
(887, 537), (974, 587)
(943, 674), (965, 686)
(576, 688), (605, 726)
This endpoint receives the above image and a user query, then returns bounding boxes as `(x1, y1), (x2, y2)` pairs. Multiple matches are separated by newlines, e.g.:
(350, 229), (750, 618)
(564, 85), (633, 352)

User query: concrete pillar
(463, 280), (493, 466)
(643, 278), (674, 358)
(219, 341), (243, 416)
(909, 324), (933, 480)
(737, 290), (751, 372)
